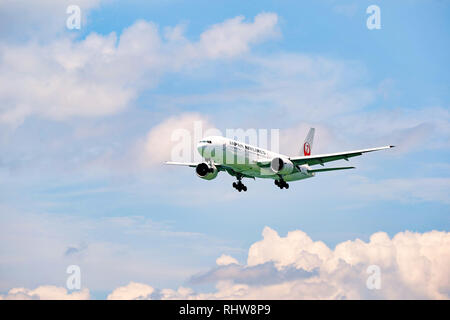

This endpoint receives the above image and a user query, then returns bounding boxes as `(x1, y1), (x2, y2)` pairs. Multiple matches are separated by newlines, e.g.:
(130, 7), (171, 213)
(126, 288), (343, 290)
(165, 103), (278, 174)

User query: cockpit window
(200, 140), (212, 144)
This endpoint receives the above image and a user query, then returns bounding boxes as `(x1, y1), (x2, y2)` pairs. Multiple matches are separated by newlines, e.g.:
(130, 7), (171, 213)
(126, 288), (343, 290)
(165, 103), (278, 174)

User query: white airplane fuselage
(167, 127), (392, 192)
(197, 135), (314, 182)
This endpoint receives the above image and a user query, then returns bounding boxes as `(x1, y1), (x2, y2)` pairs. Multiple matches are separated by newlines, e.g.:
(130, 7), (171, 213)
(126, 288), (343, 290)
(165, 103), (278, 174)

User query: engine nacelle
(270, 157), (294, 175)
(195, 162), (218, 180)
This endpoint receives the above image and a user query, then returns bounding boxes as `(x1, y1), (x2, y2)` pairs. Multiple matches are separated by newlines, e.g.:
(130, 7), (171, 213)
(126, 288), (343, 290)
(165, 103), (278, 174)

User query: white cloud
(107, 282), (154, 300)
(159, 287), (195, 300)
(216, 254), (239, 266)
(197, 13), (279, 59)
(0, 286), (90, 300)
(0, 13), (279, 126)
(247, 227), (331, 272)
(3, 227), (449, 299)
(177, 227), (450, 299)
(101, 227), (450, 300)
(182, 227), (450, 299)
(134, 113), (216, 168)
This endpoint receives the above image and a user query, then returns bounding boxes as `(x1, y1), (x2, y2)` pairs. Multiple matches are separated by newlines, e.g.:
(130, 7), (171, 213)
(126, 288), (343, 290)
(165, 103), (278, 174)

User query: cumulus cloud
(0, 286), (90, 300)
(147, 227), (450, 299)
(0, 13), (279, 126)
(224, 227), (449, 299)
(107, 282), (154, 300)
(134, 113), (217, 168)
(216, 254), (239, 266)
(190, 262), (315, 287)
(3, 227), (449, 299)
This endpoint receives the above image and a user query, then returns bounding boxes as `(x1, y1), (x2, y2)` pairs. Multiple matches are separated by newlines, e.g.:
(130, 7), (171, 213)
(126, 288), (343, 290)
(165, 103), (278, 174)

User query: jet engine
(195, 162), (218, 180)
(270, 157), (294, 175)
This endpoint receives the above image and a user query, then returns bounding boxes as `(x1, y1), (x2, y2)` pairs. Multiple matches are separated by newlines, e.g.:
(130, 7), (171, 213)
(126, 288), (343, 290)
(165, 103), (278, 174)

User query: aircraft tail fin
(302, 128), (315, 156)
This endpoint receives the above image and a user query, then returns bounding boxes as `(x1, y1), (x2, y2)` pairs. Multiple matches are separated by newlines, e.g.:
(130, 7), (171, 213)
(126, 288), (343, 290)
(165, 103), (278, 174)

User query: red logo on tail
(303, 142), (311, 156)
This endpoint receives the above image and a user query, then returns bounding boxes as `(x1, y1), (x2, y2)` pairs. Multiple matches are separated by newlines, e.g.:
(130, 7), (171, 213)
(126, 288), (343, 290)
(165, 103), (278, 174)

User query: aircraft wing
(165, 161), (198, 167)
(165, 161), (227, 171)
(289, 145), (394, 166)
(165, 162), (256, 179)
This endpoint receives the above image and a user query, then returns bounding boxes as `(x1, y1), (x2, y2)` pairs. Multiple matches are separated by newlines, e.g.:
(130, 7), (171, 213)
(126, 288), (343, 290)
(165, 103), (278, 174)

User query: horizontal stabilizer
(308, 166), (355, 173)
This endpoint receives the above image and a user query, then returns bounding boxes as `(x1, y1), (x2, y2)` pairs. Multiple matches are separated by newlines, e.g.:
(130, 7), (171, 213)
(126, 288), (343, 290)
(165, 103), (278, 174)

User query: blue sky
(0, 0), (449, 299)
(83, 0), (450, 105)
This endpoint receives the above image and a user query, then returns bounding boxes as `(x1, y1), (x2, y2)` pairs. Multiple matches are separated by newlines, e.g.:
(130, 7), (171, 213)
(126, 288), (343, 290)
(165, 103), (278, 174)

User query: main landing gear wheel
(275, 179), (289, 189)
(233, 181), (247, 192)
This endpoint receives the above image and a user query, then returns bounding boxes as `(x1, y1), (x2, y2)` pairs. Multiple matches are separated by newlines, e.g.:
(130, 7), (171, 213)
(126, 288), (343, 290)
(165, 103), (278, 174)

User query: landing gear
(275, 179), (289, 189)
(232, 177), (247, 192)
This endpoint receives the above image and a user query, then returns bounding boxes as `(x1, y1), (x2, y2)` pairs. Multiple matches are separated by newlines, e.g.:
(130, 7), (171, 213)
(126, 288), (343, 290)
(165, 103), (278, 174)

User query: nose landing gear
(275, 179), (289, 189)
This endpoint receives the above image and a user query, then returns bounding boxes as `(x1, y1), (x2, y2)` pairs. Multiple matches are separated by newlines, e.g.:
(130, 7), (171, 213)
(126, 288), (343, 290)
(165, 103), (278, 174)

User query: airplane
(165, 128), (394, 192)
